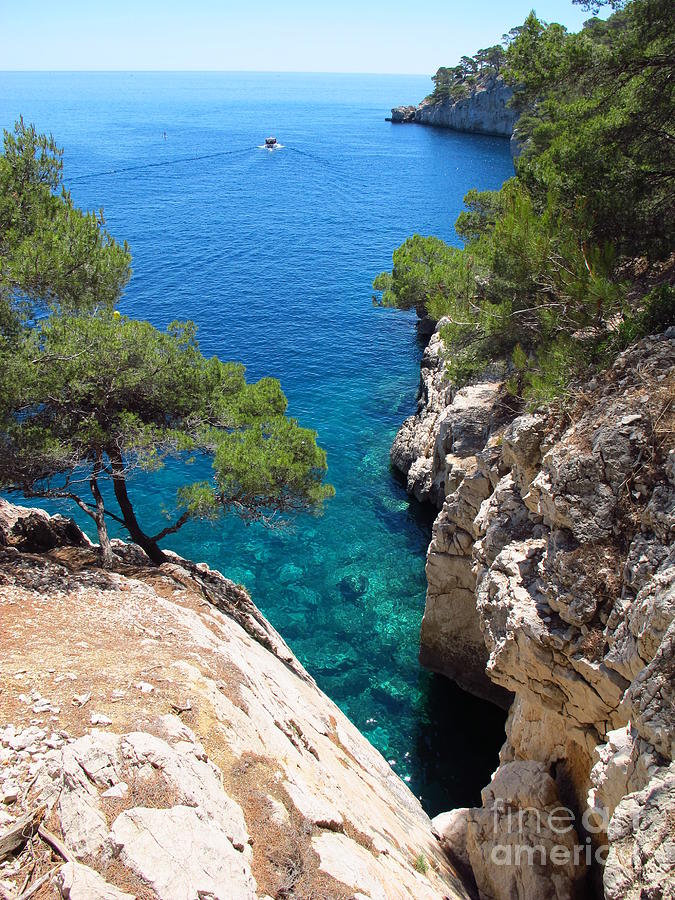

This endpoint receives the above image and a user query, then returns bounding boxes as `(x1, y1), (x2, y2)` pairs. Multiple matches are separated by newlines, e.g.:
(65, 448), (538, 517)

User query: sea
(0, 72), (514, 815)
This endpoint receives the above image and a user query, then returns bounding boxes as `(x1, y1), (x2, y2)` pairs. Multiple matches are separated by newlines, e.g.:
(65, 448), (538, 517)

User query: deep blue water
(0, 72), (513, 814)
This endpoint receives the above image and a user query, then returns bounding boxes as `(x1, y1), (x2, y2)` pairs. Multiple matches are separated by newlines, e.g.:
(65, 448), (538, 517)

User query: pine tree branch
(150, 509), (191, 542)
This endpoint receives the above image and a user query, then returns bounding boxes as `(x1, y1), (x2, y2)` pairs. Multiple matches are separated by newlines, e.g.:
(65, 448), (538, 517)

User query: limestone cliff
(0, 501), (470, 900)
(392, 326), (675, 899)
(391, 325), (513, 706)
(389, 76), (518, 142)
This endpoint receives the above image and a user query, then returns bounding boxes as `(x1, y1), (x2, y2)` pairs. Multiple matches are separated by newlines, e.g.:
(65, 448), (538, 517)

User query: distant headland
(388, 45), (519, 151)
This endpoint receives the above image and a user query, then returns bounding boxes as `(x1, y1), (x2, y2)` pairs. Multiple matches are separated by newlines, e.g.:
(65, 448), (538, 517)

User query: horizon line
(0, 69), (433, 78)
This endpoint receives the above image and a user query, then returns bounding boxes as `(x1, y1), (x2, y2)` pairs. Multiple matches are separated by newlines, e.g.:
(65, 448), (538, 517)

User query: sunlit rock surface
(394, 329), (675, 899)
(0, 500), (470, 900)
(390, 76), (518, 139)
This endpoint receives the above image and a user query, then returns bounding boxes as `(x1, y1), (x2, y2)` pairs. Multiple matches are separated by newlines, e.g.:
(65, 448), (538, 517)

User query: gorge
(0, 74), (517, 900)
(2, 0), (674, 894)
(2, 320), (671, 900)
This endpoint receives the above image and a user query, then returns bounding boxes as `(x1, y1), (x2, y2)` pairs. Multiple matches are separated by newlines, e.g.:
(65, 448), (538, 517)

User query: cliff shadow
(413, 671), (508, 817)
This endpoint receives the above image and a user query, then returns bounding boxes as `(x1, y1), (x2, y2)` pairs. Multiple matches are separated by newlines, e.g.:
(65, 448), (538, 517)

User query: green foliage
(522, 336), (589, 401)
(0, 308), (333, 560)
(214, 415), (333, 518)
(454, 187), (508, 243)
(573, 0), (628, 14)
(428, 45), (506, 103)
(375, 0), (674, 402)
(0, 118), (131, 335)
(376, 182), (630, 395)
(414, 853), (429, 875)
(0, 122), (333, 565)
(504, 13), (572, 108)
(504, 0), (675, 256)
(373, 235), (464, 317)
(602, 284), (675, 353)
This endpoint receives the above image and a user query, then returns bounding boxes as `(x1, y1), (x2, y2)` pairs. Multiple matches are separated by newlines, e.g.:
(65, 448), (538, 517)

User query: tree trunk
(89, 465), (114, 569)
(109, 452), (168, 566)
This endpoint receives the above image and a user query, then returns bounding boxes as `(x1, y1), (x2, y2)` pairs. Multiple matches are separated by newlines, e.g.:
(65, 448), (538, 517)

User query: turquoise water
(0, 72), (512, 814)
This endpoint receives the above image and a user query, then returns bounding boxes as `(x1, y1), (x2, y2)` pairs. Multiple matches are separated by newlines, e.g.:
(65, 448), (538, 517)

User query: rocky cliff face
(0, 501), (470, 900)
(391, 326), (513, 706)
(390, 76), (518, 140)
(392, 327), (675, 899)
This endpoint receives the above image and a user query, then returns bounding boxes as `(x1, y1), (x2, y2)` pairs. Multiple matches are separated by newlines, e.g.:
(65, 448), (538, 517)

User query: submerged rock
(338, 572), (369, 601)
(277, 561), (303, 584)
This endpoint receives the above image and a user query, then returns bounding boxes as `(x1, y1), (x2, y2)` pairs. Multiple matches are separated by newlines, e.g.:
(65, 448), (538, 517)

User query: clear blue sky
(2, 1), (596, 74)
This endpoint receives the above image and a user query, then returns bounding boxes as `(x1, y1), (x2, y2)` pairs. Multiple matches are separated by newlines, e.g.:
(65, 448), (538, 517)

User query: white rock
(56, 861), (134, 899)
(9, 726), (45, 751)
(312, 831), (444, 900)
(46, 733), (65, 749)
(604, 762), (675, 900)
(120, 731), (250, 852)
(90, 714), (113, 726)
(101, 782), (128, 799)
(266, 796), (290, 826)
(432, 808), (472, 874)
(158, 714), (196, 744)
(465, 761), (587, 900)
(59, 733), (122, 859)
(72, 692), (91, 708)
(1, 783), (19, 804)
(283, 775), (343, 830)
(414, 76), (517, 136)
(110, 805), (257, 900)
(0, 725), (17, 744)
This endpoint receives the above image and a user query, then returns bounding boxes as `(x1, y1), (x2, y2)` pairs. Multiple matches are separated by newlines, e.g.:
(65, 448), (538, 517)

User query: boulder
(389, 105), (417, 123)
(465, 762), (587, 900)
(110, 805), (257, 900)
(10, 510), (87, 552)
(432, 808), (476, 888)
(57, 862), (134, 900)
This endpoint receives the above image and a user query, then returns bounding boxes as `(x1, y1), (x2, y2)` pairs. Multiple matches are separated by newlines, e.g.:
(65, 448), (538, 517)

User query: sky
(1, 1), (597, 74)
